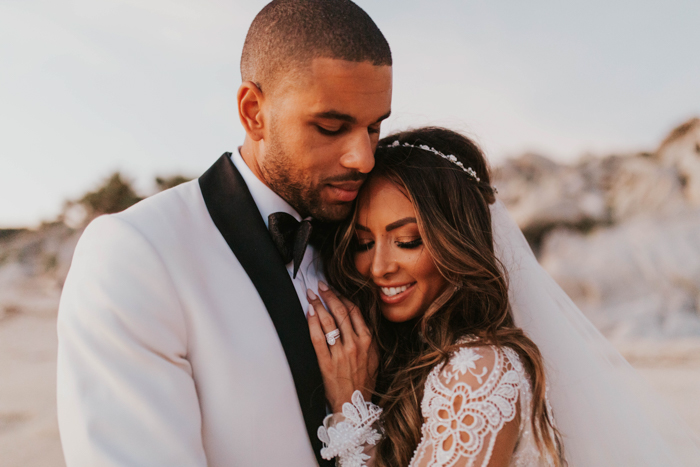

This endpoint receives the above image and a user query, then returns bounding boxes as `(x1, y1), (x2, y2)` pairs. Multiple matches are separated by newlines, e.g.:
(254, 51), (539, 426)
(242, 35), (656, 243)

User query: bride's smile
(352, 175), (448, 322)
(377, 282), (415, 302)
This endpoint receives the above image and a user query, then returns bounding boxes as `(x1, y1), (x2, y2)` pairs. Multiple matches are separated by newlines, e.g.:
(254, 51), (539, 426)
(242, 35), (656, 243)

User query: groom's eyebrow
(313, 110), (392, 125)
(314, 110), (357, 123)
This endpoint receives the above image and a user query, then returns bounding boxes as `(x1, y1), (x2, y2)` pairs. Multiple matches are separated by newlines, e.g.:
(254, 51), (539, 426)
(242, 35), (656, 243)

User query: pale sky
(1, 0), (699, 227)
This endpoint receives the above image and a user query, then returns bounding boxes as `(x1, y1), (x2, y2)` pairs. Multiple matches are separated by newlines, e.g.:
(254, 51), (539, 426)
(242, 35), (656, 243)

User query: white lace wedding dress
(317, 339), (556, 467)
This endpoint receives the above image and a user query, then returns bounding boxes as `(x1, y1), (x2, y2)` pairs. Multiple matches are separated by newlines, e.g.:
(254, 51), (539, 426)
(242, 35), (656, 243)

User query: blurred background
(1, 1), (699, 465)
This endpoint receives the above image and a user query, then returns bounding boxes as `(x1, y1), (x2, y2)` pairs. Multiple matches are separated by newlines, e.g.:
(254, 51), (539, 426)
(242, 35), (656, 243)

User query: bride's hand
(306, 282), (378, 414)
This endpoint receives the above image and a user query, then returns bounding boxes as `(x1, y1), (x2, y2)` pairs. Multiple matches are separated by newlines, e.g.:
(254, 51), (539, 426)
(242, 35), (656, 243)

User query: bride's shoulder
(427, 337), (527, 392)
(418, 337), (528, 455)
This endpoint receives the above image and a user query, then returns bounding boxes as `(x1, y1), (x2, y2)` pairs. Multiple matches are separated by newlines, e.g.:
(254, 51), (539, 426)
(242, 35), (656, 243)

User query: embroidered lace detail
(316, 336), (557, 467)
(317, 390), (383, 467)
(409, 343), (523, 467)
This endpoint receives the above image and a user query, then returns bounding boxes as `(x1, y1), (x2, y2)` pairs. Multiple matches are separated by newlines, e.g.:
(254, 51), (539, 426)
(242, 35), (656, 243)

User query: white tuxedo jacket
(57, 154), (331, 466)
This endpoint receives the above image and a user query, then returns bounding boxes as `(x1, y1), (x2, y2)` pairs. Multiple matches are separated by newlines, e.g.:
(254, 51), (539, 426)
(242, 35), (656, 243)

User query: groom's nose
(339, 131), (375, 174)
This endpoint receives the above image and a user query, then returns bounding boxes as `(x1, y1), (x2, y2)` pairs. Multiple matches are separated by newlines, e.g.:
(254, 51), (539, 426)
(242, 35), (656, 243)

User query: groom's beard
(262, 130), (365, 223)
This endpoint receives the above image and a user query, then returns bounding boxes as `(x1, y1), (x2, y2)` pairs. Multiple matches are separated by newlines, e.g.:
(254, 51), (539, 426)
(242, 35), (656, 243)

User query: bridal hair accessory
(325, 329), (340, 346)
(382, 140), (481, 182)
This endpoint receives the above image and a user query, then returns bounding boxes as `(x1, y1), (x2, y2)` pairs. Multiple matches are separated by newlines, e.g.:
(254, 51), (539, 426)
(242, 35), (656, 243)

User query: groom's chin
(311, 201), (354, 223)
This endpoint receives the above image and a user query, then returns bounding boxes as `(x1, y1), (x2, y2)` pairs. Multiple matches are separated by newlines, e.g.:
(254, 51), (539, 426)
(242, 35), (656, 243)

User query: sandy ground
(1, 312), (699, 467)
(0, 313), (63, 467)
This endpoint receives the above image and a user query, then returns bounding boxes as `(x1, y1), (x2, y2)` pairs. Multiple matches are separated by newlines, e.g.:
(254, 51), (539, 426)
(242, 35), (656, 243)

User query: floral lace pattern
(318, 338), (555, 467)
(409, 344), (522, 467)
(318, 390), (383, 467)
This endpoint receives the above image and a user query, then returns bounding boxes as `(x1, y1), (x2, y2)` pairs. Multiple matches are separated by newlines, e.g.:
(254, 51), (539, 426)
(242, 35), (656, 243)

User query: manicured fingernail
(308, 304), (315, 316)
(318, 281), (329, 291)
(307, 289), (317, 301)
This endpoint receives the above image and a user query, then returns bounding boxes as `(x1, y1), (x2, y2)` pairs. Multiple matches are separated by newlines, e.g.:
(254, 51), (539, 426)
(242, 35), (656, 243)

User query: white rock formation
(656, 118), (700, 204)
(495, 118), (700, 340)
(494, 153), (607, 247)
(540, 210), (700, 340)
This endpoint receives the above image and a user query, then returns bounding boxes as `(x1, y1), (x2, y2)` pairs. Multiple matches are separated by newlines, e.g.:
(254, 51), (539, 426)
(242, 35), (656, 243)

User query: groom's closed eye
(315, 123), (381, 137)
(316, 124), (347, 136)
(312, 111), (356, 137)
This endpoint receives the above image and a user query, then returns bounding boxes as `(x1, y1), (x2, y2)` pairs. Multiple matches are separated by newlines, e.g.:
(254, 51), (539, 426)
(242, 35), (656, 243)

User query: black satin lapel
(199, 154), (331, 466)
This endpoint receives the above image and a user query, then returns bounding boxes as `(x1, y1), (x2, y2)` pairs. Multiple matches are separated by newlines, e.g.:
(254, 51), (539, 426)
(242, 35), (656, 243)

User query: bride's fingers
(307, 305), (331, 364)
(307, 289), (340, 340)
(317, 282), (357, 339)
(339, 296), (371, 339)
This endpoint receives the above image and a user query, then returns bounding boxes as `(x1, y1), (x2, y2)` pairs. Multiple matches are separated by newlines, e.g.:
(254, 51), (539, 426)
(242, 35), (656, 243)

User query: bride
(305, 127), (700, 466)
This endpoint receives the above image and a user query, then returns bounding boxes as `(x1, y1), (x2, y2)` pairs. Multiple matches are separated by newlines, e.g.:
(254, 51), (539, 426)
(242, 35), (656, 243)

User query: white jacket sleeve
(57, 215), (208, 467)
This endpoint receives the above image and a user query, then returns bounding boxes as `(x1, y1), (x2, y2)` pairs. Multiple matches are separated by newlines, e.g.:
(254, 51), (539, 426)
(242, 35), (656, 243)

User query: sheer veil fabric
(490, 200), (700, 465)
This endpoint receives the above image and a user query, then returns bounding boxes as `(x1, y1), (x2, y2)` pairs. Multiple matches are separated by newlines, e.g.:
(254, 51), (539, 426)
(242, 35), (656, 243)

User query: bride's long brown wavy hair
(322, 127), (564, 466)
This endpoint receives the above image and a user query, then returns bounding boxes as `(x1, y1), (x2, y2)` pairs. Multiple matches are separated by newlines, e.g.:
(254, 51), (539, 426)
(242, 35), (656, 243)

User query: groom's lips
(326, 181), (363, 202)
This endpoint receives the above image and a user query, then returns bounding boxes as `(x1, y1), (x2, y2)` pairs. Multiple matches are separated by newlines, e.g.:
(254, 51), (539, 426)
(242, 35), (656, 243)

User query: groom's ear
(237, 81), (265, 142)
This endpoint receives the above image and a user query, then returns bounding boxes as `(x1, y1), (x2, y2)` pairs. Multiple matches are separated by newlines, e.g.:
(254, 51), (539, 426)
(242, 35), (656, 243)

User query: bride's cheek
(354, 253), (370, 277)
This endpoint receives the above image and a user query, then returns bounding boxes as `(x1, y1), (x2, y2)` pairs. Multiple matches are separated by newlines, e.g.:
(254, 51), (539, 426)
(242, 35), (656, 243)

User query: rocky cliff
(494, 117), (700, 340)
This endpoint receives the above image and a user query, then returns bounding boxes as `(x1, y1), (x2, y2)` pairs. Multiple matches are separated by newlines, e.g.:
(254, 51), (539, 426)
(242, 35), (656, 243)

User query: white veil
(490, 200), (700, 466)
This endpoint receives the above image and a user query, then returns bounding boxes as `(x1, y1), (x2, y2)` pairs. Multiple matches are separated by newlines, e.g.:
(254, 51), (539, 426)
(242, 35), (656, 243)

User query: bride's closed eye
(352, 237), (423, 252)
(354, 240), (374, 252)
(396, 238), (422, 249)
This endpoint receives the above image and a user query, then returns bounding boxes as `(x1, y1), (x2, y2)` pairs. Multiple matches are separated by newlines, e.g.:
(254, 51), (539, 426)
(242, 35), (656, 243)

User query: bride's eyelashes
(396, 238), (422, 249)
(352, 238), (423, 252)
(354, 240), (374, 252)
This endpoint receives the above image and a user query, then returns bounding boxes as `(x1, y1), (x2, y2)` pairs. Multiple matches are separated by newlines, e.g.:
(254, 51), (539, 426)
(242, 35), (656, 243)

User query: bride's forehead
(356, 177), (415, 225)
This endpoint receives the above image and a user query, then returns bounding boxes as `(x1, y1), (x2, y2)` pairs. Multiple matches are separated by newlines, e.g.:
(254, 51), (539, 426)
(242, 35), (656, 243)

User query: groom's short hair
(241, 0), (392, 93)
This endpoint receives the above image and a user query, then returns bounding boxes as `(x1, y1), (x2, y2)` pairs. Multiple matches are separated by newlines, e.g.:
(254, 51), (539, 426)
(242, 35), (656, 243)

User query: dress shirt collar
(230, 148), (302, 228)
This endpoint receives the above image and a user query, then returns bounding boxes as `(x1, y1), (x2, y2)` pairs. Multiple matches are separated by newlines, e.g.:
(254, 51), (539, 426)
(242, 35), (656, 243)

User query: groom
(56, 1), (392, 466)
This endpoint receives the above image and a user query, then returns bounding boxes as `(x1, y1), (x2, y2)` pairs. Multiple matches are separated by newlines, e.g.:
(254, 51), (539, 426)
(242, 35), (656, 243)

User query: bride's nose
(370, 242), (399, 279)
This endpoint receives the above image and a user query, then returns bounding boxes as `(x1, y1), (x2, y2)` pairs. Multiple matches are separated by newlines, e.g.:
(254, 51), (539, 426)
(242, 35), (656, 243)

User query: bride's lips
(378, 282), (416, 305)
(326, 181), (363, 203)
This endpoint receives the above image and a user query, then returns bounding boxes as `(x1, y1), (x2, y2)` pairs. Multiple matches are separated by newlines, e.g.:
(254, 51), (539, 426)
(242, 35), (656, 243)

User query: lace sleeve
(409, 345), (524, 467)
(317, 390), (383, 467)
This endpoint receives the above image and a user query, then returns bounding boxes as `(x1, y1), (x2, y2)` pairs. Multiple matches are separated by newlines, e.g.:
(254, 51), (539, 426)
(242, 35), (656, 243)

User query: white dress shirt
(231, 149), (322, 313)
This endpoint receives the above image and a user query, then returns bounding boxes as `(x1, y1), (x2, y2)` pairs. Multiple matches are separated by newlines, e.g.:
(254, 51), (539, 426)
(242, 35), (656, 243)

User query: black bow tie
(268, 212), (313, 279)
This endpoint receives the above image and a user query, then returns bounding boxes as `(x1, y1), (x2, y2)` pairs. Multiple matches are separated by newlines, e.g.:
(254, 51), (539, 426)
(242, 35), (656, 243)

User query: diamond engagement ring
(325, 329), (341, 346)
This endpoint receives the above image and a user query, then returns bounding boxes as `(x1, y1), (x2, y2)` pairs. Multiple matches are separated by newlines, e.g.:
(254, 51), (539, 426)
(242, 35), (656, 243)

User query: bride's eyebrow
(355, 217), (417, 233)
(385, 217), (416, 232)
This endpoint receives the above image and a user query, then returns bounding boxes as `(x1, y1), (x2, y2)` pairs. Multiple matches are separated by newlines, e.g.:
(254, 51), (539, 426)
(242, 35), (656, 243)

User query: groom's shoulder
(116, 179), (205, 229)
(118, 178), (212, 235)
(80, 179), (211, 252)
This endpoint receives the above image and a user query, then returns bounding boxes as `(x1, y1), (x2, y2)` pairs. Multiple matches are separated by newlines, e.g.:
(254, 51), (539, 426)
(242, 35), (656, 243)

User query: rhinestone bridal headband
(378, 140), (499, 193)
(381, 140), (481, 182)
